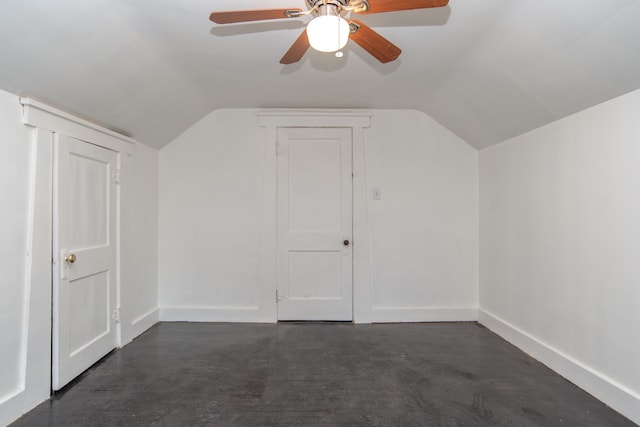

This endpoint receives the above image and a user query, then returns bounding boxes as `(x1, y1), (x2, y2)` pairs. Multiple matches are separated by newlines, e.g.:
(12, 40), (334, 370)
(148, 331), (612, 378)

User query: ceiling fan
(210, 0), (449, 64)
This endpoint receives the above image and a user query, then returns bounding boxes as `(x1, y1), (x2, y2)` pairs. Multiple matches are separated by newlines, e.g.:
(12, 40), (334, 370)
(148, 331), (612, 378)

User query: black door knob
(343, 240), (350, 246)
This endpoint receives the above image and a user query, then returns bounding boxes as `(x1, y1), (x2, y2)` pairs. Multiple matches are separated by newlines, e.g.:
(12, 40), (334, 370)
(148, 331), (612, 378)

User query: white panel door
(277, 127), (353, 321)
(53, 134), (119, 390)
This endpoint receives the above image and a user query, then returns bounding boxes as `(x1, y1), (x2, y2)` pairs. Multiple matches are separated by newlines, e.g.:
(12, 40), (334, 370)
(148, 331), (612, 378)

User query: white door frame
(20, 98), (134, 397)
(258, 110), (373, 323)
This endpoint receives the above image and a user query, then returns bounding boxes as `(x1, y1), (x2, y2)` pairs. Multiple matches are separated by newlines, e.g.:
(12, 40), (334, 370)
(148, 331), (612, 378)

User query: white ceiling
(1, 0), (639, 149)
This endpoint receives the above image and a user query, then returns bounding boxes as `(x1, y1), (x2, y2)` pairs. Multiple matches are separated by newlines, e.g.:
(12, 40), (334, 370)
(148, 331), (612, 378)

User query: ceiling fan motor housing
(306, 0), (369, 15)
(307, 0), (349, 9)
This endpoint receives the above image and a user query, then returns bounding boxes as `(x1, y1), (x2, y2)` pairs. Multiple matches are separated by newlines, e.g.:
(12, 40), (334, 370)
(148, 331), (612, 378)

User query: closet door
(53, 134), (119, 390)
(277, 127), (353, 321)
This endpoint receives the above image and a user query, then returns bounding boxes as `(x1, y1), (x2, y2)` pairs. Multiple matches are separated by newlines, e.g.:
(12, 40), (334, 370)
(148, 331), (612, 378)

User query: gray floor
(12, 322), (635, 426)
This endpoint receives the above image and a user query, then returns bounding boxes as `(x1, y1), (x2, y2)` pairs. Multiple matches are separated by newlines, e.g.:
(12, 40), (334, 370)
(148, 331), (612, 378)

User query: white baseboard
(120, 308), (159, 346)
(370, 307), (478, 323)
(159, 306), (477, 324)
(132, 307), (159, 330)
(478, 309), (640, 425)
(122, 308), (159, 345)
(159, 306), (276, 323)
(0, 388), (25, 427)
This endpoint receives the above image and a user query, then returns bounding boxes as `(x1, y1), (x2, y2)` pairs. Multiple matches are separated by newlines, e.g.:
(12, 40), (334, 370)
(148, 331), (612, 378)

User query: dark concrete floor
(12, 322), (635, 427)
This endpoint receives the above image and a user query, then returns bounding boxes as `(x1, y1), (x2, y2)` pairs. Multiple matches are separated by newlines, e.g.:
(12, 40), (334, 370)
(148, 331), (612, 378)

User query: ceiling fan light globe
(307, 16), (350, 53)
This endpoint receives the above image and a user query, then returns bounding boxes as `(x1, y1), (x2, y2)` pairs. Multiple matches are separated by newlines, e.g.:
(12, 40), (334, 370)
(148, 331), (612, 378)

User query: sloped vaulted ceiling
(1, 0), (640, 149)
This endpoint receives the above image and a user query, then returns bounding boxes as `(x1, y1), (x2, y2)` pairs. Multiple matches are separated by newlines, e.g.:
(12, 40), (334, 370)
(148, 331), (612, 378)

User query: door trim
(258, 110), (373, 323)
(21, 97), (135, 154)
(21, 100), (132, 402)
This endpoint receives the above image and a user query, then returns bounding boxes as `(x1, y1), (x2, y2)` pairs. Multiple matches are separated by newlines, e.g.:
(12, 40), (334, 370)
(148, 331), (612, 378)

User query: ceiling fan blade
(280, 30), (310, 64)
(210, 8), (303, 24)
(357, 0), (448, 14)
(349, 20), (401, 63)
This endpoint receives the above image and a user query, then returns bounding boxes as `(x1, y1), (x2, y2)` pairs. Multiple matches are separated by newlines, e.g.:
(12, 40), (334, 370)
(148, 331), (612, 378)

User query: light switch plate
(373, 188), (381, 200)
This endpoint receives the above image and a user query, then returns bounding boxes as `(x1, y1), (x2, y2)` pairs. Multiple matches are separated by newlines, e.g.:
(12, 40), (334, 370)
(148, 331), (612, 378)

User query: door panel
(53, 134), (118, 390)
(68, 271), (109, 355)
(288, 138), (342, 232)
(277, 127), (353, 321)
(288, 251), (343, 299)
(68, 152), (109, 248)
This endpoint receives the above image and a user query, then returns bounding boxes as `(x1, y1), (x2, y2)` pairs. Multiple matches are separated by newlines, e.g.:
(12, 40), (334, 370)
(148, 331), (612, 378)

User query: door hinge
(276, 290), (284, 303)
(112, 308), (121, 324)
(112, 169), (121, 185)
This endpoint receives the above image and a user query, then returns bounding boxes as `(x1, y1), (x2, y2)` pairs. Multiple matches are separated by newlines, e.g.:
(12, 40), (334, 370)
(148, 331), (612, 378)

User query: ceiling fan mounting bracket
(285, 9), (306, 18)
(345, 1), (370, 13)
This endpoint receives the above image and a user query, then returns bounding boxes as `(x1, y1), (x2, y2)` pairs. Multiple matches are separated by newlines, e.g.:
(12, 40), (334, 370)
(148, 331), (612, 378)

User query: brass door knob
(65, 254), (77, 264)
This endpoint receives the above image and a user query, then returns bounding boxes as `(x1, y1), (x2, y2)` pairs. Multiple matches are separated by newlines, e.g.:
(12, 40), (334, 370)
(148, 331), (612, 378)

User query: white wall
(479, 89), (640, 424)
(121, 143), (160, 344)
(158, 109), (478, 322)
(158, 110), (266, 321)
(0, 89), (160, 425)
(0, 88), (37, 426)
(365, 110), (478, 321)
